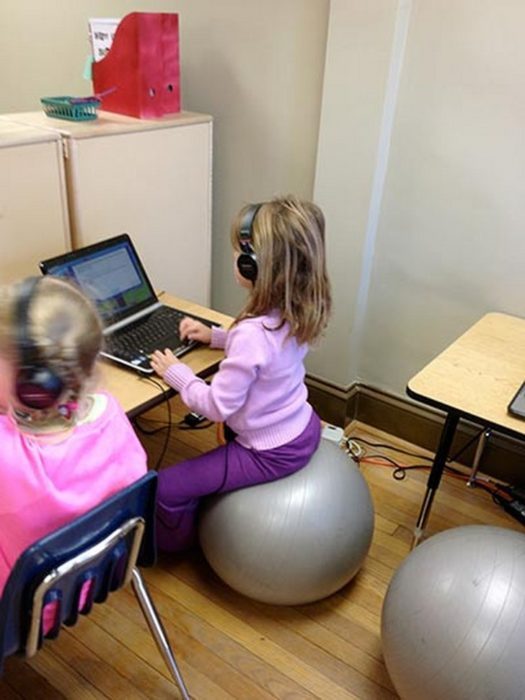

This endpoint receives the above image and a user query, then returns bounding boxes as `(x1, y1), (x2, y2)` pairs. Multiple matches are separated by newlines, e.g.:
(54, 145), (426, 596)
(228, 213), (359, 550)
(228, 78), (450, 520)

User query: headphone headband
(237, 203), (263, 282)
(17, 277), (41, 364)
(239, 203), (263, 244)
(15, 276), (65, 410)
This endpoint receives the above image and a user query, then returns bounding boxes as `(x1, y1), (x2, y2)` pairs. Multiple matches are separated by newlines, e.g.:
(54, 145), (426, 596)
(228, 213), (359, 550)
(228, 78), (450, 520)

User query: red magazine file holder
(92, 12), (181, 119)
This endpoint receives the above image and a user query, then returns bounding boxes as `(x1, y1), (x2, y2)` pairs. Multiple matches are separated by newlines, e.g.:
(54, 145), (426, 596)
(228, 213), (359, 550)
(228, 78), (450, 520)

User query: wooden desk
(407, 312), (525, 545)
(101, 294), (233, 418)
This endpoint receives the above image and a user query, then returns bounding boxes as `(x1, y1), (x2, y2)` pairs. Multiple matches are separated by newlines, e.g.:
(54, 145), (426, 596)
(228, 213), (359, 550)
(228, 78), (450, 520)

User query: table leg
(467, 427), (492, 487)
(412, 410), (460, 548)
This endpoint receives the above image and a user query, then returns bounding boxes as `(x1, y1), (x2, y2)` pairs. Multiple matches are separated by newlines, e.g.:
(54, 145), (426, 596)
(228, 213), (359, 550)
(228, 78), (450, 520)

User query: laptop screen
(40, 234), (157, 325)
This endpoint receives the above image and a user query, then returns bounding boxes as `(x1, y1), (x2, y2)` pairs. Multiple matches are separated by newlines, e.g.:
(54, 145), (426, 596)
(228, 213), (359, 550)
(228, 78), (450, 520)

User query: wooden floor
(1, 396), (523, 699)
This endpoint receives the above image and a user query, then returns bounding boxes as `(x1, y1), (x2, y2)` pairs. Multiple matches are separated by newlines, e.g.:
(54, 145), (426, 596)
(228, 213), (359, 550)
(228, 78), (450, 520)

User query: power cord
(343, 433), (525, 527)
(133, 379), (214, 469)
(342, 436), (433, 479)
(133, 417), (168, 435)
(343, 433), (489, 480)
(135, 411), (213, 433)
(136, 375), (172, 470)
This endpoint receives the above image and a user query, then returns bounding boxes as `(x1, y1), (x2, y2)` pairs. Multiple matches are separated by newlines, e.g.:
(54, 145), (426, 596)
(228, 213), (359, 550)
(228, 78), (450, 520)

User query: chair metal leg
(131, 568), (191, 700)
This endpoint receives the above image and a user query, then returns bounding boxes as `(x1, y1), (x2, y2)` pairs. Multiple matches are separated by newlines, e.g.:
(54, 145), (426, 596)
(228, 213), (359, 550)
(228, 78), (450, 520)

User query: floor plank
(1, 399), (523, 698)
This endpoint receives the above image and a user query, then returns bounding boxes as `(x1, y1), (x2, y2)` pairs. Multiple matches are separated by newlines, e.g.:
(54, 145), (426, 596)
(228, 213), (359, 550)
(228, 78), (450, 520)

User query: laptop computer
(40, 233), (217, 374)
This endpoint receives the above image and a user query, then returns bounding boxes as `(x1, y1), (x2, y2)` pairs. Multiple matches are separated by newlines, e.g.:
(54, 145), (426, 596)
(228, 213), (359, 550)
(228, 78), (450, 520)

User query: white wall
(175, 2), (330, 318)
(0, 0), (330, 324)
(3, 1), (525, 401)
(313, 0), (525, 396)
(311, 0), (400, 386)
(360, 0), (525, 394)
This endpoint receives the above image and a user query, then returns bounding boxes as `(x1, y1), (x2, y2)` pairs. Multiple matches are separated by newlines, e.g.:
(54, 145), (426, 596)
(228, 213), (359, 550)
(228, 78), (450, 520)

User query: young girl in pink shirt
(0, 276), (147, 600)
(151, 195), (332, 552)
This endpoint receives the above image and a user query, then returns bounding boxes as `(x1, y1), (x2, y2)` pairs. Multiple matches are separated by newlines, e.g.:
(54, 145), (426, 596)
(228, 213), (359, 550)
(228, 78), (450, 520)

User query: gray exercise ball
(198, 438), (375, 605)
(381, 525), (525, 700)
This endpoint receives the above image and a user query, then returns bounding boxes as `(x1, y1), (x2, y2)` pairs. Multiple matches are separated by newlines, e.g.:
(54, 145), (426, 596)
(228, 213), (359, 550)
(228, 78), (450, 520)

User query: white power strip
(321, 423), (345, 444)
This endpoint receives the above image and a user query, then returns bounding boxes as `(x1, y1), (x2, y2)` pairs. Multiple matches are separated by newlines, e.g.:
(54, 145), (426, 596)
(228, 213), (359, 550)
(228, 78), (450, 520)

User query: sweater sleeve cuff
(163, 362), (196, 392)
(210, 325), (228, 349)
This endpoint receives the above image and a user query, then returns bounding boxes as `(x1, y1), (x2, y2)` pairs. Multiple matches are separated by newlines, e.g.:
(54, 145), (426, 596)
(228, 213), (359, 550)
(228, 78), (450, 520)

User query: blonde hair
(230, 195), (332, 344)
(0, 276), (103, 416)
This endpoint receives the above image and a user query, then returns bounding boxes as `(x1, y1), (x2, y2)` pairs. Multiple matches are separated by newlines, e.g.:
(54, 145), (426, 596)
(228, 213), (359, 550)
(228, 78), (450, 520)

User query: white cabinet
(2, 111), (213, 305)
(0, 121), (70, 283)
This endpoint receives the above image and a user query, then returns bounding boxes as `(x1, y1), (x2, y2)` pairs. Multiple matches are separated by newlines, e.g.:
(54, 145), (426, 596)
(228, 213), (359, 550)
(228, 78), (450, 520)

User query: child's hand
(150, 349), (180, 377)
(179, 317), (212, 345)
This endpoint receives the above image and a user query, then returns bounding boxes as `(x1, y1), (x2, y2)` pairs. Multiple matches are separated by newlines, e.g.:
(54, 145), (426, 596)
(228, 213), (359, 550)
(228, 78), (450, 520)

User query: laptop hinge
(103, 301), (163, 334)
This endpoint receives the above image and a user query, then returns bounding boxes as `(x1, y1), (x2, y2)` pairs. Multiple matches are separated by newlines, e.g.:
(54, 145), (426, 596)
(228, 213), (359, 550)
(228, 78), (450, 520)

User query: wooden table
(407, 312), (525, 545)
(101, 294), (233, 418)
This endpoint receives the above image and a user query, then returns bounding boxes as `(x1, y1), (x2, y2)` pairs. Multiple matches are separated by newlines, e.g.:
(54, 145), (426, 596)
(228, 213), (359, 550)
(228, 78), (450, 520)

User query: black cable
(391, 464), (432, 480)
(350, 436), (472, 481)
(360, 452), (434, 480)
(360, 448), (514, 513)
(135, 414), (213, 432)
(138, 375), (172, 470)
(135, 415), (214, 431)
(177, 422), (213, 431)
(447, 427), (486, 464)
(362, 453), (405, 468)
(349, 434), (523, 524)
(349, 437), (433, 462)
(347, 436), (434, 479)
(134, 417), (169, 435)
(349, 432), (485, 479)
(134, 416), (214, 435)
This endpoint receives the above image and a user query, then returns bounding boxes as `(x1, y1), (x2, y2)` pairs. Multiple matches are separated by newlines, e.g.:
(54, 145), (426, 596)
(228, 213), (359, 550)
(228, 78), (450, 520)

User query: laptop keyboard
(105, 306), (193, 369)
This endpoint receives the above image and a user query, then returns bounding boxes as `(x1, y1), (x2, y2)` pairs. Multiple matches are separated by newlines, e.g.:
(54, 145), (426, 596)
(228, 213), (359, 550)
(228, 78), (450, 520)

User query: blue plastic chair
(0, 471), (190, 699)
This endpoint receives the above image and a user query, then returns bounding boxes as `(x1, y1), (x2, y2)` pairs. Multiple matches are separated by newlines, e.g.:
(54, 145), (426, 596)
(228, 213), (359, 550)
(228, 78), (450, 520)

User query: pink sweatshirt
(0, 391), (147, 596)
(164, 312), (313, 450)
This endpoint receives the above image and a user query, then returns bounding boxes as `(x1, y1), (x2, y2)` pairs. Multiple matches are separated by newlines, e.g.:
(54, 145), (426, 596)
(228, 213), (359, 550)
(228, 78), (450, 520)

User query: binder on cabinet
(92, 12), (181, 119)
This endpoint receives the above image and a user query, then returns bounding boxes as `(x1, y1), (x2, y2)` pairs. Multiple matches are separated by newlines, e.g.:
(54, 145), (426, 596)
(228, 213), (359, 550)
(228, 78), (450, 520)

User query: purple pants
(156, 411), (321, 552)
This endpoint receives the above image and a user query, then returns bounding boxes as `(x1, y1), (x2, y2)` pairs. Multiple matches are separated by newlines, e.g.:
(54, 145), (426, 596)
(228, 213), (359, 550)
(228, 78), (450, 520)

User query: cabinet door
(67, 121), (212, 305)
(0, 137), (70, 284)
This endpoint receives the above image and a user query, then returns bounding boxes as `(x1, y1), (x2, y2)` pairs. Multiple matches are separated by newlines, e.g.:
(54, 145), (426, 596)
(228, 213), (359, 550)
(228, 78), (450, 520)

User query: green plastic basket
(41, 96), (101, 122)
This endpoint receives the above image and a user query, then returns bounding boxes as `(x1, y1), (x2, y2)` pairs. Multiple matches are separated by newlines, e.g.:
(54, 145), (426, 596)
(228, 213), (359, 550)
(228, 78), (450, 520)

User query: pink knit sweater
(164, 312), (314, 449)
(0, 392), (147, 596)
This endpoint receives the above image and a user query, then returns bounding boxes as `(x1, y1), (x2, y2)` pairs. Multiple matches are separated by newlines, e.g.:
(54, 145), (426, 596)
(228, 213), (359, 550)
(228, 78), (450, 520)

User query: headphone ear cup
(237, 251), (258, 282)
(15, 367), (64, 409)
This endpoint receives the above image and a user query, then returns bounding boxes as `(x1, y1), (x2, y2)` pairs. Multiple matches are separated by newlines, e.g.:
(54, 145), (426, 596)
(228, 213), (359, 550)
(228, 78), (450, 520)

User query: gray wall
(360, 0), (525, 395)
(0, 0), (329, 329)
(311, 0), (399, 387)
(2, 0), (525, 402)
(313, 0), (525, 395)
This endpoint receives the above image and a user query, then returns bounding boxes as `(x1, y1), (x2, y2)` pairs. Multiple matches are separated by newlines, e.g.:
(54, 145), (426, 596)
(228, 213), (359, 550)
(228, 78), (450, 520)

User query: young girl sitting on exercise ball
(151, 194), (332, 553)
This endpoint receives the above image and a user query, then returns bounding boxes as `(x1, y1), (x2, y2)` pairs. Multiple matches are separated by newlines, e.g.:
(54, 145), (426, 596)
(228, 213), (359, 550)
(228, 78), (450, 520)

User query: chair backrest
(0, 470), (157, 671)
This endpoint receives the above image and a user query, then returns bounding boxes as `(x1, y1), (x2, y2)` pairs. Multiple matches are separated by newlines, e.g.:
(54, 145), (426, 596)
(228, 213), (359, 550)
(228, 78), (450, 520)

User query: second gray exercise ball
(381, 525), (525, 700)
(198, 438), (375, 605)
